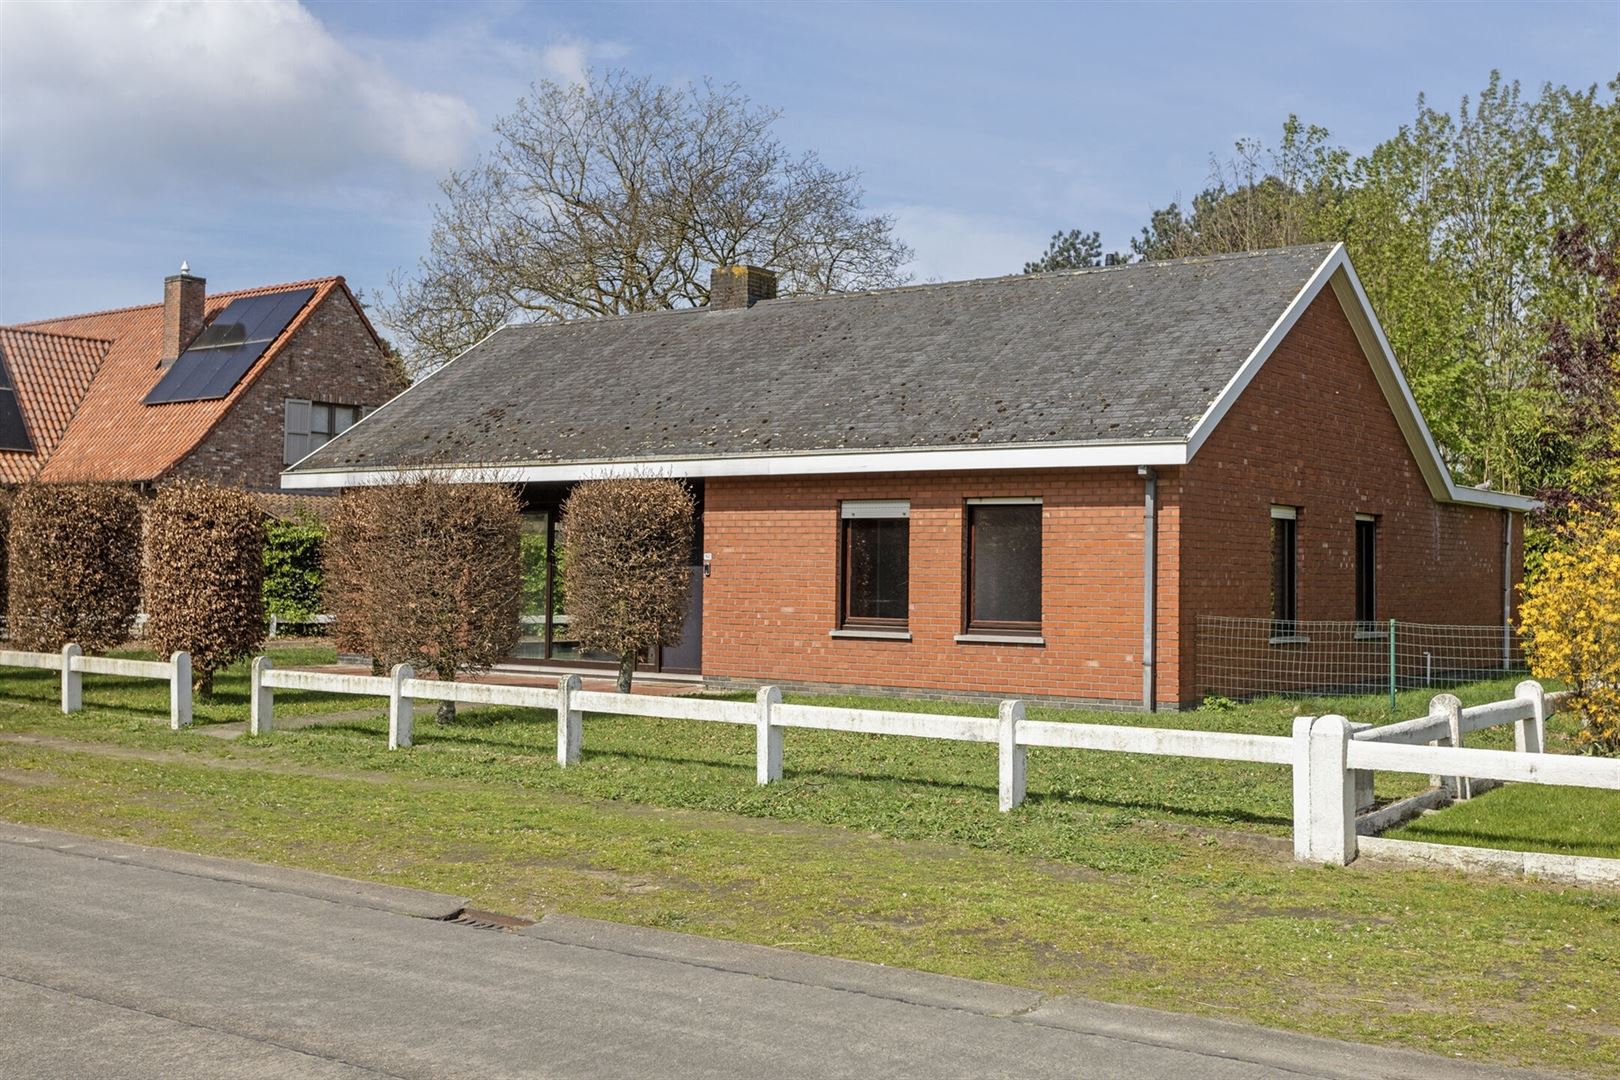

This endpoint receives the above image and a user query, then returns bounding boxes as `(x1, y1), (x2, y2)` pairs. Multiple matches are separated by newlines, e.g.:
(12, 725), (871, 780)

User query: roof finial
(180, 260), (190, 275)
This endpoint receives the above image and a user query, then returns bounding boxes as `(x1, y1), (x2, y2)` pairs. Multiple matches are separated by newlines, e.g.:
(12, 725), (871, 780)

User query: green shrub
(264, 518), (325, 622)
(6, 482), (142, 653)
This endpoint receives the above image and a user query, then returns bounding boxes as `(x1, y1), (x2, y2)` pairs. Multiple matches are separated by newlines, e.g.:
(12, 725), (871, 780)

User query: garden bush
(142, 480), (266, 696)
(1521, 503), (1620, 754)
(326, 478), (522, 722)
(6, 482), (142, 653)
(264, 517), (325, 623)
(559, 477), (695, 692)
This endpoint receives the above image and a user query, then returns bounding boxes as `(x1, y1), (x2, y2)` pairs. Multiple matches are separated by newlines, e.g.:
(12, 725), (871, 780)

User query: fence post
(250, 656), (273, 735)
(61, 643), (82, 714)
(1294, 714), (1355, 865)
(556, 674), (581, 767)
(1513, 679), (1546, 755)
(1429, 692), (1467, 799)
(756, 686), (783, 785)
(1347, 720), (1375, 813)
(998, 699), (1027, 812)
(389, 663), (414, 750)
(1387, 618), (1397, 715)
(170, 652), (192, 730)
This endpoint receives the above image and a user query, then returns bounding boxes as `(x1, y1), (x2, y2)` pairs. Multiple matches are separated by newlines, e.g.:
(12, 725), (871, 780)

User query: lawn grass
(2, 649), (1617, 1074)
(1389, 782), (1620, 859)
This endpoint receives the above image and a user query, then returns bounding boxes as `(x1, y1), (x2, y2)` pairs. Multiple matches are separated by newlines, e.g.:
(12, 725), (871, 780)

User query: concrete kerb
(0, 821), (468, 919)
(523, 913), (1043, 1017)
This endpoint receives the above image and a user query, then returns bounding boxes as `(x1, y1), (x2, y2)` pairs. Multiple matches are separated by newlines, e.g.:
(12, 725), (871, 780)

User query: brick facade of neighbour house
(3, 269), (401, 509)
(282, 245), (1536, 709)
(173, 289), (405, 490)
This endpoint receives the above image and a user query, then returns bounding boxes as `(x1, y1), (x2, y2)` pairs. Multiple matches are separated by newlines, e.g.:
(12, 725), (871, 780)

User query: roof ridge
(13, 276), (341, 328)
(776, 242), (1343, 305)
(492, 243), (1342, 336)
(0, 324), (115, 348)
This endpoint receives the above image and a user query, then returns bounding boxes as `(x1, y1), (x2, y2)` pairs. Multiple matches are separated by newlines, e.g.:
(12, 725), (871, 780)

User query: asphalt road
(0, 823), (1555, 1080)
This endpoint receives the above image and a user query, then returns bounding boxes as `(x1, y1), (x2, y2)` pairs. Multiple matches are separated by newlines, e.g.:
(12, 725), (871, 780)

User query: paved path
(0, 823), (1558, 1080)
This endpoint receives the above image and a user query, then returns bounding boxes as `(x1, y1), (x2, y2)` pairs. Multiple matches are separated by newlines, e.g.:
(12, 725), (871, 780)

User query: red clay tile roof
(0, 326), (111, 483)
(16, 278), (344, 483)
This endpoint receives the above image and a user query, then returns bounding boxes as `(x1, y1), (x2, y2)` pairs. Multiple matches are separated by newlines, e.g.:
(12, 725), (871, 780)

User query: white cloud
(0, 0), (481, 194)
(538, 38), (630, 87)
(882, 204), (1044, 283)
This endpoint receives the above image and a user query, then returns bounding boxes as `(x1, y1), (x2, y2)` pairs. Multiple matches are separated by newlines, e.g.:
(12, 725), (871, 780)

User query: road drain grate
(439, 907), (536, 932)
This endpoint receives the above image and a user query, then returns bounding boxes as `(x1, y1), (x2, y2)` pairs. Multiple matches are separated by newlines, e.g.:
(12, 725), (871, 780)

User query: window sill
(829, 628), (912, 642)
(1268, 635), (1311, 646)
(1353, 630), (1388, 641)
(955, 633), (1045, 646)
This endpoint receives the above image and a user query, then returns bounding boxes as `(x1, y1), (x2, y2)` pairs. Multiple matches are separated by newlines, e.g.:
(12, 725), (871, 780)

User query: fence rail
(1198, 617), (1524, 705)
(14, 647), (1612, 875)
(0, 644), (191, 729)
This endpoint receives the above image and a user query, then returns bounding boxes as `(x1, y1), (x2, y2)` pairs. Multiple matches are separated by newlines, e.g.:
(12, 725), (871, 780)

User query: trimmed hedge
(0, 488), (11, 631)
(143, 480), (266, 695)
(326, 479), (521, 722)
(6, 483), (143, 652)
(559, 477), (695, 692)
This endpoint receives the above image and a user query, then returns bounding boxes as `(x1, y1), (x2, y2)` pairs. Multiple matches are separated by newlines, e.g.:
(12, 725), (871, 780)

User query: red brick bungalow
(0, 266), (403, 503)
(282, 245), (1534, 709)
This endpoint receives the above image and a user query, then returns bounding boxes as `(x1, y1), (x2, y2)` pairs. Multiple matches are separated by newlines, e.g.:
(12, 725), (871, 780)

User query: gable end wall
(172, 292), (403, 491)
(1177, 286), (1521, 703)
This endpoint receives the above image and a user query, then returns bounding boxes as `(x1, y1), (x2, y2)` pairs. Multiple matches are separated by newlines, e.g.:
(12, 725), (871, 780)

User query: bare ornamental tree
(385, 70), (912, 375)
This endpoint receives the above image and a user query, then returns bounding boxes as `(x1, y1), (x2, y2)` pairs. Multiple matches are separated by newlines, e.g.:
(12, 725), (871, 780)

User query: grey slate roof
(291, 244), (1337, 474)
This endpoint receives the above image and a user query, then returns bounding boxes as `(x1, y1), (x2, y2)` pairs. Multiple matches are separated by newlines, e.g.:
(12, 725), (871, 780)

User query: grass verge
(1, 650), (1616, 1074)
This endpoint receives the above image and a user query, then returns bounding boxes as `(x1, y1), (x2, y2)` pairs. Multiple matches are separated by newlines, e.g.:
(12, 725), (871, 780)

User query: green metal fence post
(1387, 617), (1397, 714)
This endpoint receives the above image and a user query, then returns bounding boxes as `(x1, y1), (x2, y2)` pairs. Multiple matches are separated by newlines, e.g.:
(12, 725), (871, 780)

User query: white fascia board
(1184, 243), (1348, 460)
(1184, 243), (1538, 514)
(280, 440), (1190, 490)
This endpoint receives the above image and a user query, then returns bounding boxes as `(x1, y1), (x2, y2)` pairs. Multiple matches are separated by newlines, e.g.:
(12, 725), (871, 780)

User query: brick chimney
(162, 263), (206, 367)
(709, 265), (777, 309)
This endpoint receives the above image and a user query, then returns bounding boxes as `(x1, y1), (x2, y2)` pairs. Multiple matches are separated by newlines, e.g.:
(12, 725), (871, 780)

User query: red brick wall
(701, 468), (1179, 706)
(1177, 285), (1520, 703)
(172, 290), (404, 491)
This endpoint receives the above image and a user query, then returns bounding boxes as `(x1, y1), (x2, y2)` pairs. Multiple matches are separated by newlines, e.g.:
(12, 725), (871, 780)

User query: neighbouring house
(281, 244), (1535, 709)
(0, 266), (404, 507)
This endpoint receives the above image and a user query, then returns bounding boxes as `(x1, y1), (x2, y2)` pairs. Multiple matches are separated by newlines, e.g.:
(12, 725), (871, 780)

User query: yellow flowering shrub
(1520, 504), (1620, 755)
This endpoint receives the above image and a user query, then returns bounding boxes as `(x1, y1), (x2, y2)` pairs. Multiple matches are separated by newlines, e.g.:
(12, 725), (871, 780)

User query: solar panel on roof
(144, 286), (316, 405)
(0, 350), (33, 453)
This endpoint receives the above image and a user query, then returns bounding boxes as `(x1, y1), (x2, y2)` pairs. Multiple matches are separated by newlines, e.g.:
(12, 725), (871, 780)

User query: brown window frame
(1355, 515), (1377, 625)
(964, 499), (1043, 635)
(838, 502), (910, 631)
(1270, 506), (1299, 640)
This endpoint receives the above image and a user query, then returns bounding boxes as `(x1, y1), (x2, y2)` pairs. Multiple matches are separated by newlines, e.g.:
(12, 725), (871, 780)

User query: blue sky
(1, 0), (1615, 329)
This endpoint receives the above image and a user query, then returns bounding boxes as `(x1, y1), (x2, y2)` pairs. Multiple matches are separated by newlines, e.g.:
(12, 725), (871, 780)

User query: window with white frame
(284, 399), (360, 465)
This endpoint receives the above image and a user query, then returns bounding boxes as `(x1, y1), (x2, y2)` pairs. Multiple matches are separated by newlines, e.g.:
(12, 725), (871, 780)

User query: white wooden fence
(240, 661), (1620, 867)
(13, 647), (1611, 871)
(0, 644), (192, 729)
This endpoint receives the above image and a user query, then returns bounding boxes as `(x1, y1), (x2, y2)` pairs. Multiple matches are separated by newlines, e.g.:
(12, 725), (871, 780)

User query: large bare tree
(386, 71), (912, 374)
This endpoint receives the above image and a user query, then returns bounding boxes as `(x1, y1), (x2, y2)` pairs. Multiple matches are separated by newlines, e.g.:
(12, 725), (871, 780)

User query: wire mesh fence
(1196, 616), (1524, 702)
